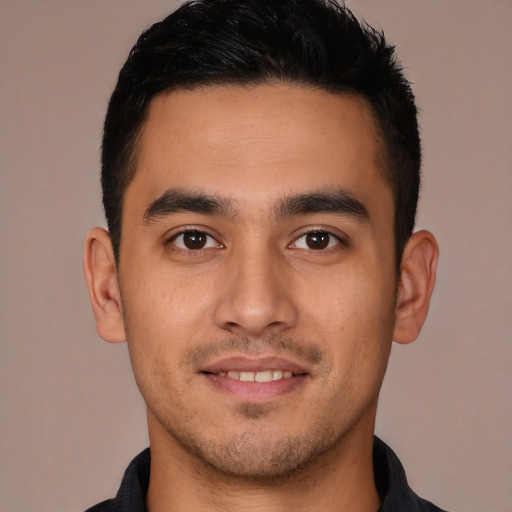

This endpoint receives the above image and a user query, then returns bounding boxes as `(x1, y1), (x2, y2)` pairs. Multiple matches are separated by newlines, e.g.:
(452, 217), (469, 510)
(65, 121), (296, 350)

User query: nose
(213, 247), (298, 338)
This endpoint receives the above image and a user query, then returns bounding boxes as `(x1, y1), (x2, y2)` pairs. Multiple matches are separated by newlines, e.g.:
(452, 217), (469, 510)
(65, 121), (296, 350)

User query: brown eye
(171, 230), (219, 251)
(291, 230), (342, 251)
(183, 231), (207, 249)
(305, 232), (330, 250)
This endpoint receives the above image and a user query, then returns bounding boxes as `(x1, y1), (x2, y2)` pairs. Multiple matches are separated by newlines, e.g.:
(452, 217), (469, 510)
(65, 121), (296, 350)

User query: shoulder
(414, 492), (450, 512)
(83, 448), (151, 512)
(84, 499), (117, 512)
(374, 437), (451, 512)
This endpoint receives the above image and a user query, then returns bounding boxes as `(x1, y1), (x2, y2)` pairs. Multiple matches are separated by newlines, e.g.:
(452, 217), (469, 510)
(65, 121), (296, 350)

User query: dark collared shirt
(85, 437), (447, 512)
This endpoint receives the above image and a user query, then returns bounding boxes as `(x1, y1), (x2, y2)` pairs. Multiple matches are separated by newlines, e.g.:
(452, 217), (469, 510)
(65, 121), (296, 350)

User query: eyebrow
(143, 189), (237, 224)
(274, 189), (370, 223)
(143, 187), (370, 225)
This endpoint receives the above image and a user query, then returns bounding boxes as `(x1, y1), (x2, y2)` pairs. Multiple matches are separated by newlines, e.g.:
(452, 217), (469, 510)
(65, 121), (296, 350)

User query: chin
(163, 416), (345, 482)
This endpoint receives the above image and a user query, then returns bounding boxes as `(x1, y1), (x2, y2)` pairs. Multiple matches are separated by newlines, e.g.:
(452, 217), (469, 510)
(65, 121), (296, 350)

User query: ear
(393, 230), (439, 344)
(83, 227), (126, 343)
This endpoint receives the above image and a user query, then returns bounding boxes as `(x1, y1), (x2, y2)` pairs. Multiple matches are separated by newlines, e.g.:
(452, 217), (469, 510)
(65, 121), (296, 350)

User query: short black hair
(102, 0), (421, 269)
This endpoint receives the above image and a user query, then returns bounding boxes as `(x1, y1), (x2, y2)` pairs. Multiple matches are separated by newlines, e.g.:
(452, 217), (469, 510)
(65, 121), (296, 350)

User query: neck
(146, 412), (380, 512)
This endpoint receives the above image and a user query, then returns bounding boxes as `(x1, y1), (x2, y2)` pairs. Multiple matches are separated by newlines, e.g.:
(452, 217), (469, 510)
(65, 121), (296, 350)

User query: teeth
(255, 370), (272, 382)
(221, 370), (294, 381)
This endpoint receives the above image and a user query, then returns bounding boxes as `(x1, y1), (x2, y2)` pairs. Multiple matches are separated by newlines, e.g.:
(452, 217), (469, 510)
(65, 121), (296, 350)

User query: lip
(201, 356), (309, 375)
(200, 356), (309, 401)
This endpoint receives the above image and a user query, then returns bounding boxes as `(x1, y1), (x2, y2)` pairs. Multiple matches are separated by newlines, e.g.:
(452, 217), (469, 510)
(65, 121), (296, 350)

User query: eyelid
(165, 226), (224, 252)
(288, 227), (349, 250)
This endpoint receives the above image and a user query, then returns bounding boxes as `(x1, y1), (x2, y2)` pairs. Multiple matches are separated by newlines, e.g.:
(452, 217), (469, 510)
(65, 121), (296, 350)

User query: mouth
(213, 369), (294, 381)
(200, 356), (309, 400)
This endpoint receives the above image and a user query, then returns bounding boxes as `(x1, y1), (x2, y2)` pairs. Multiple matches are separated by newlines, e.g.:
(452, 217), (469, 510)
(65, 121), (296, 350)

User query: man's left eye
(291, 231), (341, 250)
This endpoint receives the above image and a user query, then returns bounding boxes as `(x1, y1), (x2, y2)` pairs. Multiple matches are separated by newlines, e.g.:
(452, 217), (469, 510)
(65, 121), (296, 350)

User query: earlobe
(393, 230), (439, 345)
(83, 227), (126, 343)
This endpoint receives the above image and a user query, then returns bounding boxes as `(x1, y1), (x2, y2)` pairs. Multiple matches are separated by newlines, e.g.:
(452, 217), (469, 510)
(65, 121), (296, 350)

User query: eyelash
(167, 229), (222, 253)
(165, 228), (347, 254)
(289, 230), (345, 251)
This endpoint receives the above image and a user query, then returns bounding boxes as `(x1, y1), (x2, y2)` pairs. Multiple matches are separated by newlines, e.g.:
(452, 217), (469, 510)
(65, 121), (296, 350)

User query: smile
(199, 356), (309, 400)
(217, 370), (294, 382)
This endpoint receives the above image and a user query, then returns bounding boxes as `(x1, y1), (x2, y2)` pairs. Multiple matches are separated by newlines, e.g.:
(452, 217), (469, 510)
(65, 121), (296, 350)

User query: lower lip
(202, 373), (307, 400)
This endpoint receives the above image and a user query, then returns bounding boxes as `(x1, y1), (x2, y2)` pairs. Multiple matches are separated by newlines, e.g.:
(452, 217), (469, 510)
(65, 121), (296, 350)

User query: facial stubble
(153, 395), (346, 484)
(143, 334), (373, 484)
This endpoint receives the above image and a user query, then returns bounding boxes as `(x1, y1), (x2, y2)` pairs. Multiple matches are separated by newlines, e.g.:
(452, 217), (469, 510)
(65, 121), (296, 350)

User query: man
(83, 0), (442, 510)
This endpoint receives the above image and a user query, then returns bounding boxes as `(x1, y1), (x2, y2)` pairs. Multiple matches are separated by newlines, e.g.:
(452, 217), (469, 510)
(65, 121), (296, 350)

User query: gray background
(1, 1), (511, 511)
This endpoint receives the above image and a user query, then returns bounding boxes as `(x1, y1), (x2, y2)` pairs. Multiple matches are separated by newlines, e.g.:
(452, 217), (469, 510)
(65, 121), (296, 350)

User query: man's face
(118, 84), (397, 478)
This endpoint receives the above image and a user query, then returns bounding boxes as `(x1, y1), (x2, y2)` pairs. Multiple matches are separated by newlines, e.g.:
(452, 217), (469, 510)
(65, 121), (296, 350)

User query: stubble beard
(147, 336), (348, 483)
(141, 334), (383, 483)
(155, 401), (345, 484)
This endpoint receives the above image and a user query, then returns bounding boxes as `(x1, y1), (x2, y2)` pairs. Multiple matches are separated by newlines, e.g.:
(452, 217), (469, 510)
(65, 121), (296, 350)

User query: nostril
(213, 288), (299, 338)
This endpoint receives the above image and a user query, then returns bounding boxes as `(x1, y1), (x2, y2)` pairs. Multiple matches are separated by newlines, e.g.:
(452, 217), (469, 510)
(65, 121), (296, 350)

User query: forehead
(126, 84), (391, 219)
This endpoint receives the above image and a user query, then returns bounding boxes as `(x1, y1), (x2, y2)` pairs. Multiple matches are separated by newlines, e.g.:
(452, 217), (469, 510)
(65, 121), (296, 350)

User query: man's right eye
(169, 230), (221, 251)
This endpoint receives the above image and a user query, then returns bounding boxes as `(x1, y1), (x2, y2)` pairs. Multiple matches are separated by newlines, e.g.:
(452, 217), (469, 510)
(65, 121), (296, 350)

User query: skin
(84, 84), (438, 512)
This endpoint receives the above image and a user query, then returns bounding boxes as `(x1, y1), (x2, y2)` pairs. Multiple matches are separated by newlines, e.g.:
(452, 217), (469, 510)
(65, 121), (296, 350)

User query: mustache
(183, 334), (325, 368)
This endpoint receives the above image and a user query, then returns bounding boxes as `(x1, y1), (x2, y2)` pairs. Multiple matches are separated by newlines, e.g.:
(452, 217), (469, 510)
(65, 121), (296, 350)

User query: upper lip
(201, 356), (309, 375)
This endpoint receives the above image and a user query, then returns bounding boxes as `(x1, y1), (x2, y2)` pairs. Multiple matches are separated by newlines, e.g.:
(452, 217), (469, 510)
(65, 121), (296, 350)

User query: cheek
(118, 269), (216, 393)
(302, 260), (395, 326)
(303, 266), (395, 380)
(121, 264), (217, 336)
